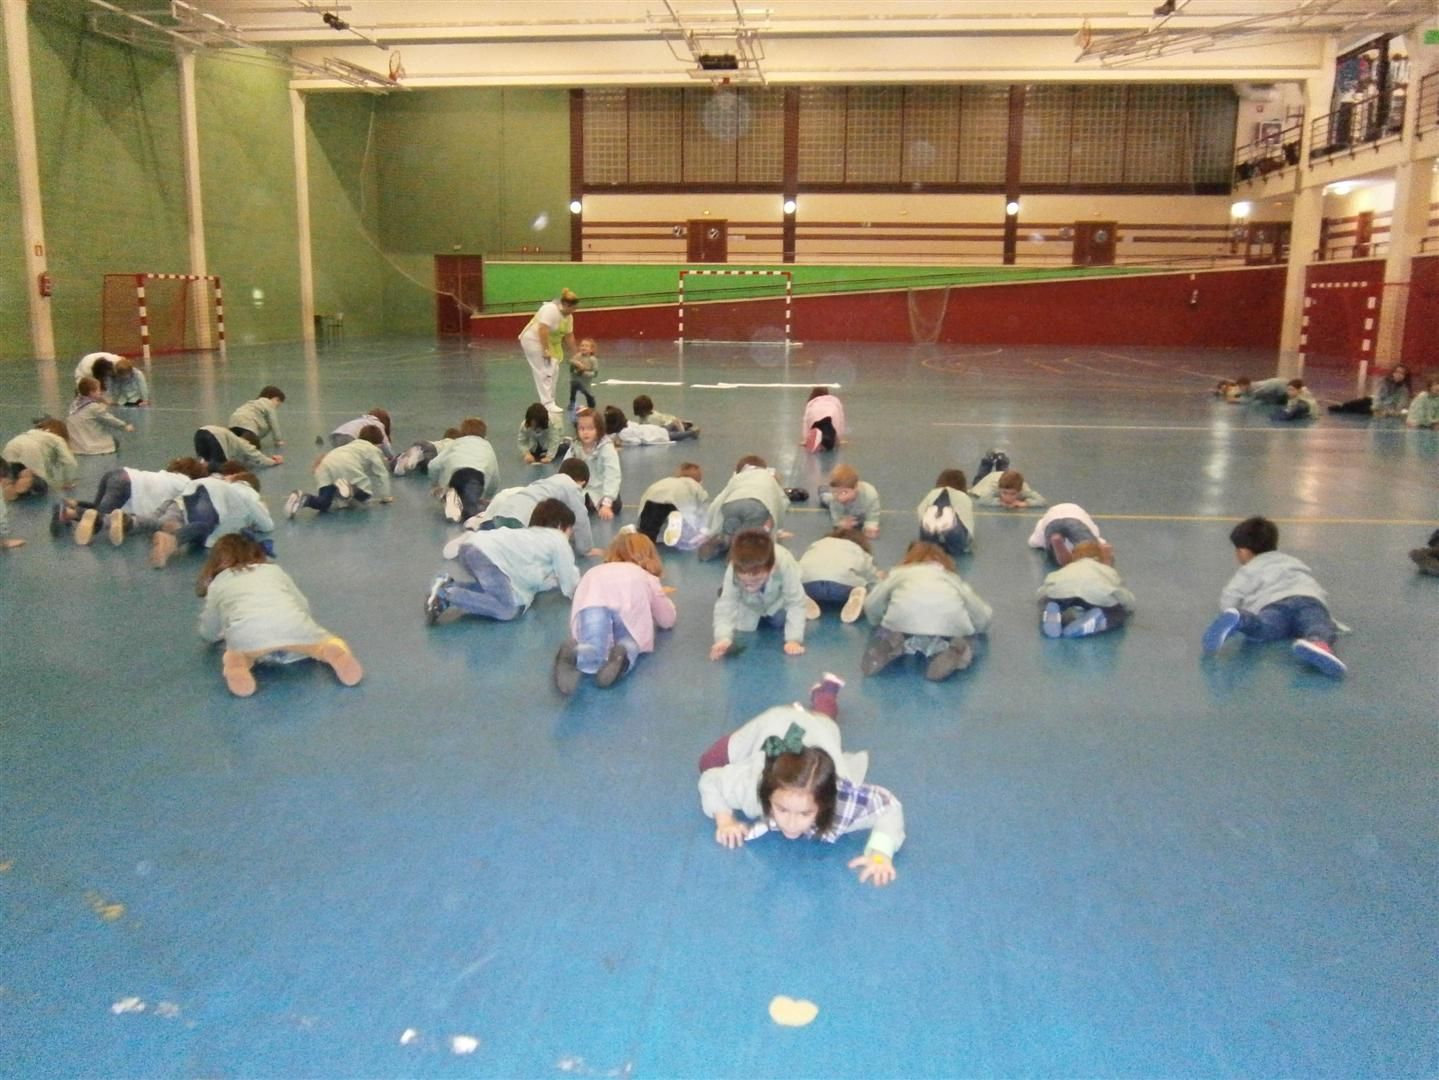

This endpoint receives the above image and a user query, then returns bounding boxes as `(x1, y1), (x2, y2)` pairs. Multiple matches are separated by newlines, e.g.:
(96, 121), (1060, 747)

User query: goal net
(103, 273), (226, 360)
(677, 269), (792, 345)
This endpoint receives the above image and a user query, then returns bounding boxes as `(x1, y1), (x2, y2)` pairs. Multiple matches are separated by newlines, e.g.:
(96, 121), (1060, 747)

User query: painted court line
(930, 420), (1386, 433)
(788, 507), (1438, 526)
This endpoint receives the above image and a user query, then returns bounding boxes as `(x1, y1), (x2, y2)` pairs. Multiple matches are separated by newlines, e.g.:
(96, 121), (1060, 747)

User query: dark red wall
(470, 266), (1287, 350)
(1402, 255), (1439, 374)
(1301, 259), (1385, 373)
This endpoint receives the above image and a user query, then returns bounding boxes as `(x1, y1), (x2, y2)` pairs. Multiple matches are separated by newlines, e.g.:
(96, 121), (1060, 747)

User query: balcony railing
(1309, 96), (1404, 160)
(1233, 118), (1304, 184)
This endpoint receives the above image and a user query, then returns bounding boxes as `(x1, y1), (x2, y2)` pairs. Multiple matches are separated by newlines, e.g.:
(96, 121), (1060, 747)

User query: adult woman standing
(519, 288), (579, 417)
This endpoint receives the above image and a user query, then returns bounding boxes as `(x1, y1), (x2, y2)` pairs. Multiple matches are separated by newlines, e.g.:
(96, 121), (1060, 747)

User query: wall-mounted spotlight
(782, 198), (797, 215)
(1230, 201), (1252, 219)
(569, 199), (583, 214)
(321, 11), (349, 30)
(1005, 199), (1021, 216)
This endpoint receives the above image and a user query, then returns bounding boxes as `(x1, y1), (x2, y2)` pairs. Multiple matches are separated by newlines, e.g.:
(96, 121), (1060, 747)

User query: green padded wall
(0, 16), (30, 358)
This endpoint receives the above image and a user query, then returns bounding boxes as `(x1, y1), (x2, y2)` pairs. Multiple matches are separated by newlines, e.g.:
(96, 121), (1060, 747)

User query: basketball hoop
(387, 51), (405, 82)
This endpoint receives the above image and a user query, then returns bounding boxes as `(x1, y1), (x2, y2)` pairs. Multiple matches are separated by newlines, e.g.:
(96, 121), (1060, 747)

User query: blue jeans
(1238, 596), (1336, 645)
(176, 488), (220, 548)
(804, 580), (853, 607)
(1044, 517), (1097, 548)
(574, 606), (639, 676)
(920, 520), (971, 558)
(720, 497), (771, 540)
(446, 548), (522, 620)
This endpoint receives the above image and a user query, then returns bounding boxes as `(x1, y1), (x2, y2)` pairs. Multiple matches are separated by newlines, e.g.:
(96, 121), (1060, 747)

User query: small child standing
(861, 541), (992, 681)
(554, 532), (677, 694)
(426, 498), (580, 624)
(68, 377), (133, 455)
(196, 534), (363, 698)
(109, 359), (150, 407)
(697, 682), (904, 887)
(1037, 540), (1136, 638)
(820, 464), (881, 539)
(566, 337), (599, 419)
(798, 527), (879, 623)
(1272, 378), (1317, 422)
(429, 417), (499, 522)
(1028, 502), (1107, 566)
(1202, 515), (1347, 677)
(917, 468), (977, 556)
(517, 403), (561, 465)
(285, 424), (393, 518)
(711, 529), (807, 660)
(971, 468), (1046, 509)
(800, 385), (845, 453)
(636, 463), (708, 550)
(2, 419), (77, 499)
(697, 454), (787, 562)
(228, 386), (286, 448)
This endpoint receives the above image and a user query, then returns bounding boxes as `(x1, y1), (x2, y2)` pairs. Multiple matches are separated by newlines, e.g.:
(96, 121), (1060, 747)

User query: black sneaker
(860, 628), (907, 676)
(784, 487), (809, 503)
(553, 640), (581, 695)
(594, 644), (630, 688)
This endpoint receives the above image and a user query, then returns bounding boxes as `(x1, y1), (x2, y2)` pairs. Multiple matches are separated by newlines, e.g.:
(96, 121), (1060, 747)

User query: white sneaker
(394, 445), (423, 476)
(443, 488), (463, 522)
(841, 586), (867, 624)
(334, 478), (354, 500)
(803, 596), (822, 620)
(284, 490), (305, 519)
(662, 510), (684, 547)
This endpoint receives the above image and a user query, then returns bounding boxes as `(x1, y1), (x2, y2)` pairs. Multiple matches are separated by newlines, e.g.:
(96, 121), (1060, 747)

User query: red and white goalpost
(102, 273), (226, 360)
(677, 269), (792, 346)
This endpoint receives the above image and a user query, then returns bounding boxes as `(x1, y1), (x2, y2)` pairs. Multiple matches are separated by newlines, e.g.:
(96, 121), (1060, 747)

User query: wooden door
(1071, 221), (1117, 266)
(1353, 211), (1374, 258)
(435, 255), (484, 335)
(686, 219), (728, 263)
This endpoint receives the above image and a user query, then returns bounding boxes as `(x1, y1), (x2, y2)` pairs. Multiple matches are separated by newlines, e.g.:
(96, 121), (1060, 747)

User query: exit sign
(1426, 28), (1439, 45)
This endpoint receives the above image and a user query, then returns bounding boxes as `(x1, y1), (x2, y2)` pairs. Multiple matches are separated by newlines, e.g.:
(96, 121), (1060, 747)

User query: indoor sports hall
(2, 3), (1437, 1078)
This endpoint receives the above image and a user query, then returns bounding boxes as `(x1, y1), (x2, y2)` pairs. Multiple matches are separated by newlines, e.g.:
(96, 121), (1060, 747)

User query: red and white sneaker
(1292, 638), (1346, 678)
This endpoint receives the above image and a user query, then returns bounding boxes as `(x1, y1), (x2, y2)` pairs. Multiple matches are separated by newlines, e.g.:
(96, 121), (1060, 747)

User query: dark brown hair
(603, 405), (627, 435)
(759, 747), (837, 837)
(807, 385), (833, 401)
(1229, 515), (1278, 555)
(165, 456), (210, 480)
(734, 454), (766, 473)
(369, 408), (392, 436)
(227, 470), (261, 492)
(75, 377), (101, 398)
(259, 385), (285, 402)
(935, 468), (967, 491)
(557, 458), (589, 485)
(458, 417), (487, 438)
(35, 418), (69, 443)
(529, 497), (576, 530)
(827, 526), (871, 553)
(523, 403), (549, 430)
(357, 424), (385, 446)
(632, 394), (654, 416)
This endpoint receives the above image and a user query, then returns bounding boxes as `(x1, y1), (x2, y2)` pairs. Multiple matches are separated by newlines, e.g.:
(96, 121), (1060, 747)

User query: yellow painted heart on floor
(768, 995), (819, 1027)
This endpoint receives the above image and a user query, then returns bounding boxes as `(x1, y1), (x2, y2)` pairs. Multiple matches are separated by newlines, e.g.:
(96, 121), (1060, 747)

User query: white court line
(690, 381), (841, 389)
(929, 420), (1378, 433)
(784, 506), (1439, 526)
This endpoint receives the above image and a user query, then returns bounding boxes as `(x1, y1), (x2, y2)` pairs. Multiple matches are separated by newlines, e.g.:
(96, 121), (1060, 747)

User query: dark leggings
(80, 469), (132, 515)
(636, 500), (677, 542)
(302, 484), (371, 513)
(584, 493), (624, 517)
(194, 429), (227, 470)
(449, 467), (488, 520)
(812, 416), (836, 451)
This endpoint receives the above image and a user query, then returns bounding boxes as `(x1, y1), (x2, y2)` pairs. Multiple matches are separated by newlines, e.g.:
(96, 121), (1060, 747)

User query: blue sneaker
(1292, 638), (1346, 678)
(1202, 608), (1243, 653)
(1062, 607), (1108, 637)
(1041, 601), (1063, 638)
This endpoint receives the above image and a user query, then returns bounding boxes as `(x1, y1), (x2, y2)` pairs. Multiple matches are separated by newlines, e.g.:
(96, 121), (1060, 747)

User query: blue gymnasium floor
(1, 337), (1436, 1079)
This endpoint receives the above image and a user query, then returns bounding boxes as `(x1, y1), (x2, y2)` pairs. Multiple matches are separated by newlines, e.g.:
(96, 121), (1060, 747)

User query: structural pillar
(1371, 157), (1432, 376)
(176, 48), (214, 350)
(1277, 184), (1323, 378)
(291, 88), (316, 345)
(4, 0), (56, 360)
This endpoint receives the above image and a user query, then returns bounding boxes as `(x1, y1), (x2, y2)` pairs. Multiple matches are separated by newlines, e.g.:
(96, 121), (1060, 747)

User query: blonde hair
(1070, 540), (1105, 563)
(605, 531), (663, 577)
(828, 463), (859, 489)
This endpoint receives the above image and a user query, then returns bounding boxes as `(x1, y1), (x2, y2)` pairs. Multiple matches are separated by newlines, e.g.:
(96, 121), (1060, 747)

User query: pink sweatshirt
(801, 394), (845, 442)
(569, 562), (677, 653)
